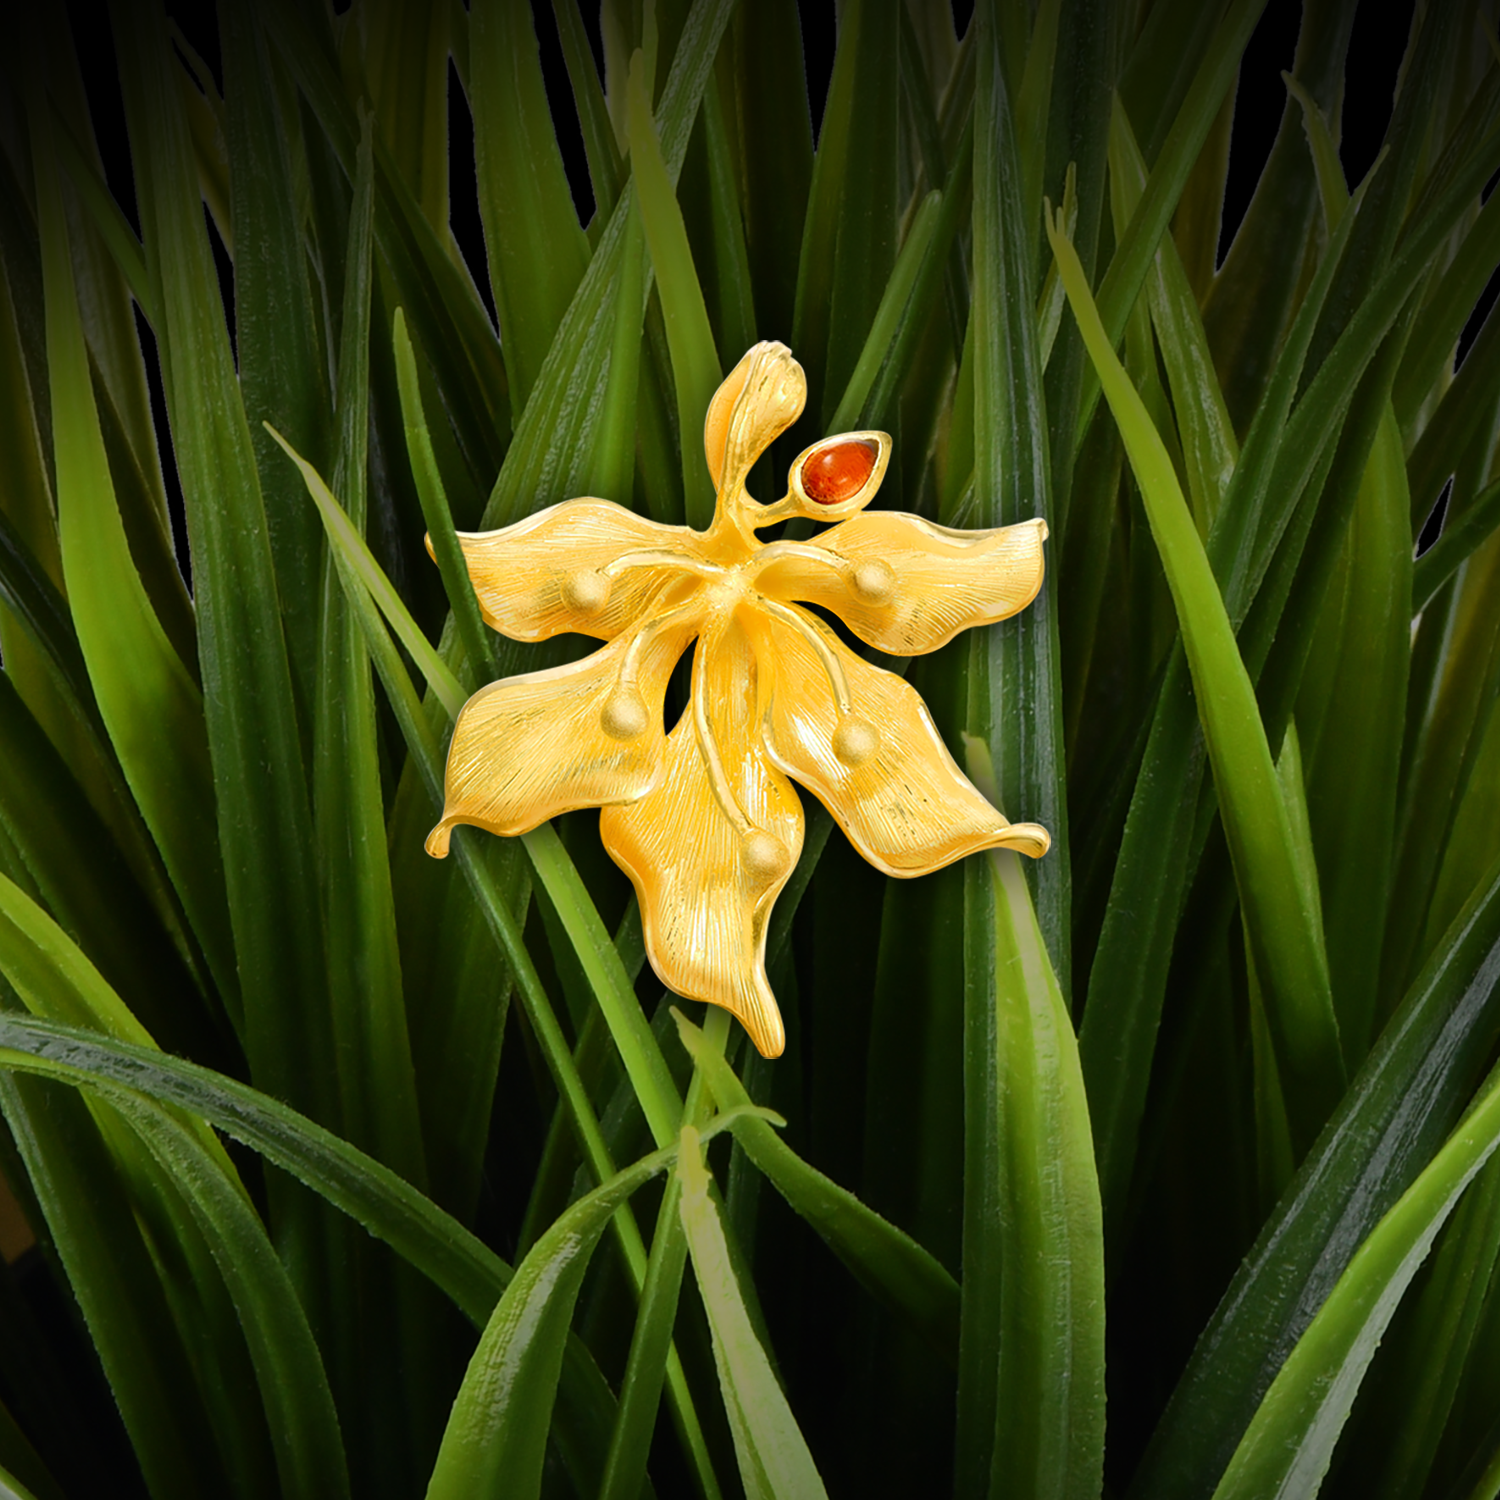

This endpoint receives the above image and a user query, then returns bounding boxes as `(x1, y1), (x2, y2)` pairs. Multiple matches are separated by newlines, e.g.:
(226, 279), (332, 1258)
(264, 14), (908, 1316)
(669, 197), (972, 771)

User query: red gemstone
(802, 439), (878, 504)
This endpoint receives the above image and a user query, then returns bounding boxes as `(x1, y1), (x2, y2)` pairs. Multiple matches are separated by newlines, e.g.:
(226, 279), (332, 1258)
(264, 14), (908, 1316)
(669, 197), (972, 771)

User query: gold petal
(703, 342), (806, 497)
(600, 616), (803, 1058)
(426, 606), (700, 856)
(744, 602), (1050, 876)
(444, 500), (703, 642)
(754, 512), (1047, 656)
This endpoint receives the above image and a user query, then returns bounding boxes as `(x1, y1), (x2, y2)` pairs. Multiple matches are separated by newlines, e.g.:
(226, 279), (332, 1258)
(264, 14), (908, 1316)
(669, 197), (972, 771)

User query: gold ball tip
(851, 559), (896, 603)
(601, 689), (650, 740)
(742, 830), (788, 880)
(833, 718), (879, 766)
(562, 569), (610, 613)
(425, 822), (453, 858)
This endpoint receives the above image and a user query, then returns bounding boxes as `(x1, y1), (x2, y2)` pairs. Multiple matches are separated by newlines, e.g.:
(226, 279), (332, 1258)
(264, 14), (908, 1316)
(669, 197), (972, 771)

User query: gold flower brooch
(426, 342), (1049, 1058)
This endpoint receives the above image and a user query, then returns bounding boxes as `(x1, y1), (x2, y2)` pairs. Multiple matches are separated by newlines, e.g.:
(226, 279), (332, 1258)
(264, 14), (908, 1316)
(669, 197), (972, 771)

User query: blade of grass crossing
(1050, 210), (1345, 1152)
(968, 3), (1069, 987)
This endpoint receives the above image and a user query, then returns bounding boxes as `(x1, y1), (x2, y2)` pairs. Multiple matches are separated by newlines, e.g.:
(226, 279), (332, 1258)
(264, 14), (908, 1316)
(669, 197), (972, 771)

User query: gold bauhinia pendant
(425, 342), (1050, 1058)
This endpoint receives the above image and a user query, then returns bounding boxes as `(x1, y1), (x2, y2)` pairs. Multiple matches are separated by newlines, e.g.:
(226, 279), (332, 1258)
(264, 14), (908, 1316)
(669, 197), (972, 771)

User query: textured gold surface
(427, 341), (1051, 1057)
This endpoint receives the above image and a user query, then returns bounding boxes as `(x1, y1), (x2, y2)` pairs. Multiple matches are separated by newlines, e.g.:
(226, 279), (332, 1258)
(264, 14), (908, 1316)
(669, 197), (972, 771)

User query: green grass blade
(260, 0), (510, 493)
(313, 121), (426, 1184)
(422, 1153), (660, 1500)
(677, 1122), (831, 1500)
(1296, 405), (1411, 1061)
(1109, 98), (1238, 529)
(347, 0), (451, 235)
(221, 0), (334, 728)
(1343, 1149), (1500, 1500)
(278, 440), (722, 1490)
(1396, 185), (1500, 438)
(590, 217), (648, 506)
(392, 308), (495, 680)
(0, 674), (216, 1059)
(0, 1073), (227, 1499)
(471, 0), (590, 415)
(1077, 0), (1267, 453)
(825, 189), (942, 434)
(1413, 479), (1500, 615)
(110, 1095), (351, 1500)
(549, 0), (623, 217)
(695, 78), (757, 367)
(44, 100), (154, 324)
(26, 72), (237, 1014)
(425, 1109), (755, 1500)
(479, 0), (735, 530)
(968, 4), (1068, 984)
(730, 0), (813, 341)
(274, 427), (686, 1147)
(0, 1009), (628, 1492)
(267, 426), (466, 715)
(627, 48), (721, 528)
(1201, 2), (1354, 431)
(1212, 1062), (1500, 1500)
(1050, 209), (1345, 1151)
(523, 822), (684, 1145)
(113, 0), (333, 1121)
(596, 1006), (729, 1500)
(1384, 530), (1500, 1010)
(676, 1008), (961, 1359)
(958, 737), (1105, 1500)
(38, 7), (172, 525)
(792, 0), (899, 426)
(1073, 176), (1369, 1230)
(1131, 853), (1500, 1500)
(0, 1012), (504, 1322)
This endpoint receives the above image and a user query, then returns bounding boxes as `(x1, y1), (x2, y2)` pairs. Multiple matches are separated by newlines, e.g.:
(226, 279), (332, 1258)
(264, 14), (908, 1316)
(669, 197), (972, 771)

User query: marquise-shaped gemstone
(802, 439), (878, 504)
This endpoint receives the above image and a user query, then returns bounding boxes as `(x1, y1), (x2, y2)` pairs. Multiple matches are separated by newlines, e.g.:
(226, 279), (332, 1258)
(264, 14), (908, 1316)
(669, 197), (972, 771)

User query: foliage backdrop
(0, 1), (1499, 1497)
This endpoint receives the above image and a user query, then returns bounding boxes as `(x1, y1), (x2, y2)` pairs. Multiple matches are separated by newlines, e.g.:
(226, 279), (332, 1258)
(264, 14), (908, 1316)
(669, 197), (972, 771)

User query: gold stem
(757, 598), (851, 713)
(604, 549), (726, 581)
(690, 625), (753, 836)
